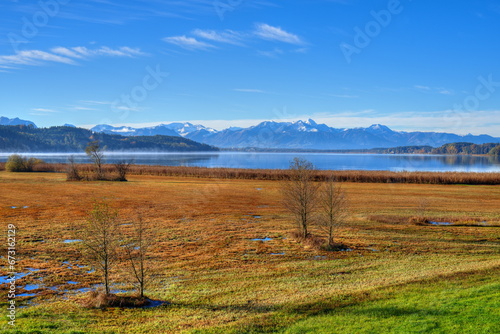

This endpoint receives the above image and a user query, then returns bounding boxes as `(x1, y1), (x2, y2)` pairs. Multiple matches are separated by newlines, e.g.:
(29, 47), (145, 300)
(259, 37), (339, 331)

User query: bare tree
(318, 175), (348, 248)
(114, 160), (133, 182)
(79, 202), (120, 295)
(123, 216), (153, 298)
(66, 155), (82, 181)
(282, 157), (320, 238)
(85, 141), (105, 180)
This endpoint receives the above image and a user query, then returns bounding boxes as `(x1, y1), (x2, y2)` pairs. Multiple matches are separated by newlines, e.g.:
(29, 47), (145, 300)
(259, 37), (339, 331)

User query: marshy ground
(0, 171), (499, 333)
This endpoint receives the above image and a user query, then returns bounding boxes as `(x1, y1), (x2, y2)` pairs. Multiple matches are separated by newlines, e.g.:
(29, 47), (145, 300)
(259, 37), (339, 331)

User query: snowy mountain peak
(305, 118), (317, 126)
(367, 124), (393, 133)
(0, 116), (37, 128)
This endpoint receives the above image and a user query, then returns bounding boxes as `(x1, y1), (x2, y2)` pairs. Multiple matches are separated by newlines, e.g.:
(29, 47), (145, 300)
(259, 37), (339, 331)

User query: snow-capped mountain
(181, 120), (499, 149)
(90, 123), (215, 137)
(0, 116), (37, 128)
(5, 117), (497, 150)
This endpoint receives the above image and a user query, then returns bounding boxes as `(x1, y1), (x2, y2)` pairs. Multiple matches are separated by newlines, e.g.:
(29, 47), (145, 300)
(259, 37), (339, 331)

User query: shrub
(5, 154), (44, 172)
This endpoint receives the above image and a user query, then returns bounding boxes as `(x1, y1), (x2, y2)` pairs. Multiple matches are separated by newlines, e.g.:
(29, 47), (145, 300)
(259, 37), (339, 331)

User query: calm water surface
(1, 152), (499, 172)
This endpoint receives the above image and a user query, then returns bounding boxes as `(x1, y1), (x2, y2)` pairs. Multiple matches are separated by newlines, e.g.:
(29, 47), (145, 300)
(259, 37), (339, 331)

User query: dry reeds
(2, 162), (497, 185)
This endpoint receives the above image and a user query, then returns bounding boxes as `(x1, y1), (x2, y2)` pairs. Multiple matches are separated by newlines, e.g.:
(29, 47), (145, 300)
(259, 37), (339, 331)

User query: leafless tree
(123, 216), (153, 298)
(318, 175), (348, 248)
(114, 160), (133, 181)
(66, 155), (82, 181)
(85, 141), (105, 180)
(79, 202), (120, 295)
(282, 157), (320, 238)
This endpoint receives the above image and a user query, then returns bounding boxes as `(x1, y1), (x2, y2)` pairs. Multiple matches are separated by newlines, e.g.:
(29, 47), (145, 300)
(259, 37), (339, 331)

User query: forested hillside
(0, 125), (219, 152)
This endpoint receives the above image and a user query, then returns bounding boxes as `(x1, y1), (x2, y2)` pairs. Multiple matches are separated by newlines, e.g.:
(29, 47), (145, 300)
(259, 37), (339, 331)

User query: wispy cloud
(233, 88), (266, 93)
(329, 94), (359, 99)
(414, 85), (455, 95)
(162, 36), (215, 50)
(52, 46), (145, 58)
(253, 23), (304, 45)
(0, 46), (146, 69)
(0, 50), (75, 68)
(257, 48), (284, 58)
(31, 108), (59, 113)
(30, 107), (61, 116)
(192, 29), (244, 45)
(163, 22), (307, 55)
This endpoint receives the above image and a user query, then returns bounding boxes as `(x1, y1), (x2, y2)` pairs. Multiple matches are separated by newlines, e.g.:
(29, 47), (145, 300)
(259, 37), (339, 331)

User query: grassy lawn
(0, 171), (498, 333)
(280, 271), (500, 334)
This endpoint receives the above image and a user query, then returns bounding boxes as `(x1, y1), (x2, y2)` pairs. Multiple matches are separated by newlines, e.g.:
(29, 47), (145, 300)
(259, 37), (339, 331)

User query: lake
(1, 152), (499, 172)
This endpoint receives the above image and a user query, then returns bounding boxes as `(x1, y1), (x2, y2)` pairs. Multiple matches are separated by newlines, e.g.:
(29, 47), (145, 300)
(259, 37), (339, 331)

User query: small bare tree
(123, 216), (153, 298)
(79, 202), (120, 295)
(66, 156), (82, 181)
(114, 160), (133, 182)
(282, 157), (320, 238)
(318, 175), (348, 249)
(85, 141), (105, 180)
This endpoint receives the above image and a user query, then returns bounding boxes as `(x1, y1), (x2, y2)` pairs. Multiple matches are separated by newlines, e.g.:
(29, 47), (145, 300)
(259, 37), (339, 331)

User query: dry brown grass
(0, 171), (498, 332)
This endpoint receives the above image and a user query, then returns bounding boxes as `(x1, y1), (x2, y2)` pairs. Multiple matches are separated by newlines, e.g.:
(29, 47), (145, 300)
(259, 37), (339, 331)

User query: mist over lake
(1, 152), (499, 172)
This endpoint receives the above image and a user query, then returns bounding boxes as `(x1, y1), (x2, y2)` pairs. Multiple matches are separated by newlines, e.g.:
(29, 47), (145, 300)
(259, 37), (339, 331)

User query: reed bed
(1, 162), (498, 185)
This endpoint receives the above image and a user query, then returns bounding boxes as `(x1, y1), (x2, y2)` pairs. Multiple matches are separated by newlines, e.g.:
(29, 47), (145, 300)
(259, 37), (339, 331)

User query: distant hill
(91, 119), (500, 150)
(0, 125), (218, 152)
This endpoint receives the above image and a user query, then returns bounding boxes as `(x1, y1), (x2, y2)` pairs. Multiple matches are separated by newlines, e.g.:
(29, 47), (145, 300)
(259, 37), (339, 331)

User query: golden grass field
(0, 170), (499, 333)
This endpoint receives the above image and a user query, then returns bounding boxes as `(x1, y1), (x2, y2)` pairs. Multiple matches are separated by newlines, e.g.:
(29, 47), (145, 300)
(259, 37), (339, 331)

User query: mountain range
(90, 119), (499, 150)
(1, 116), (499, 150)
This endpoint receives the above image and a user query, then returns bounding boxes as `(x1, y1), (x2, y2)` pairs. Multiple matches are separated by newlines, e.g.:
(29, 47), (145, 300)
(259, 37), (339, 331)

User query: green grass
(279, 271), (500, 334)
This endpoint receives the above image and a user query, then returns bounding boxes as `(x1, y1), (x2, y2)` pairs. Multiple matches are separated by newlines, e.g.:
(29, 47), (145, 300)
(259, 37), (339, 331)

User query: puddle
(429, 221), (453, 226)
(252, 215), (262, 219)
(67, 281), (79, 285)
(63, 239), (82, 243)
(0, 268), (40, 284)
(23, 284), (40, 291)
(369, 248), (379, 252)
(87, 269), (95, 274)
(18, 293), (36, 297)
(256, 188), (262, 191)
(112, 289), (129, 294)
(314, 255), (327, 260)
(11, 206), (17, 209)
(252, 237), (272, 242)
(120, 223), (133, 226)
(141, 299), (169, 308)
(270, 252), (285, 255)
(340, 248), (353, 252)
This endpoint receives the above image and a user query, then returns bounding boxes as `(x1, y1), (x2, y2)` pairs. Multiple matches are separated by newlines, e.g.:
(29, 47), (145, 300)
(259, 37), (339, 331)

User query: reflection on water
(0, 152), (499, 172)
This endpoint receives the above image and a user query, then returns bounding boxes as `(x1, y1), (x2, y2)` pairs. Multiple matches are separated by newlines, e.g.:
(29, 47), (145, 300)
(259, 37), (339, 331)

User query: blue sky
(1, 0), (499, 135)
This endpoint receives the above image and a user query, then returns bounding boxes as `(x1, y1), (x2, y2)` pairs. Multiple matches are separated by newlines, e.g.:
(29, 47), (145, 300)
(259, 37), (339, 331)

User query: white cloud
(0, 46), (146, 69)
(31, 108), (59, 113)
(0, 50), (75, 68)
(162, 36), (215, 50)
(192, 29), (244, 45)
(253, 23), (304, 45)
